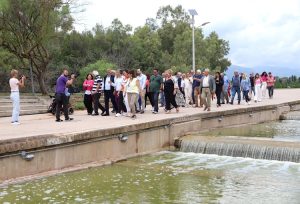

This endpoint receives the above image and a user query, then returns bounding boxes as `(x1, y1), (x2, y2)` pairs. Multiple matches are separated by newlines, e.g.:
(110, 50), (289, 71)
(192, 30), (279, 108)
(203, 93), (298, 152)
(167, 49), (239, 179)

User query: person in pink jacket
(261, 71), (268, 98)
(83, 74), (94, 115)
(267, 72), (276, 99)
(254, 73), (262, 102)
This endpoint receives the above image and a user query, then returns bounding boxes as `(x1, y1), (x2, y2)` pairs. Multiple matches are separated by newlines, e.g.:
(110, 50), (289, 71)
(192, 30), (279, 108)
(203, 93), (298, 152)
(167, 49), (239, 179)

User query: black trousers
(216, 88), (222, 106)
(84, 94), (93, 114)
(268, 86), (274, 98)
(145, 91), (153, 107)
(92, 93), (105, 114)
(115, 91), (127, 113)
(55, 93), (69, 120)
(165, 91), (178, 110)
(243, 90), (250, 102)
(104, 90), (117, 115)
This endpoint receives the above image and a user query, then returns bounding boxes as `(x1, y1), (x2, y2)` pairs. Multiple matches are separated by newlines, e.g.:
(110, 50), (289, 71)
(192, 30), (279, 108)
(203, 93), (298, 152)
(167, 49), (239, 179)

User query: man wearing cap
(200, 68), (216, 111)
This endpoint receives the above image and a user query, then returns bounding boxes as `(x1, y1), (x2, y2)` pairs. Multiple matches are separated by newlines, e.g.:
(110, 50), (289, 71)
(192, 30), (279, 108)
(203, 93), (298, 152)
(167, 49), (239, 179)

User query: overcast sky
(74, 0), (300, 70)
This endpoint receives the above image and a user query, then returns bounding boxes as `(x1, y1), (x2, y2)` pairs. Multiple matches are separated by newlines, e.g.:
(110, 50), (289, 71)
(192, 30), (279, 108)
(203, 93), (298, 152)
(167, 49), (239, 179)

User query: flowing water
(197, 120), (300, 142)
(1, 120), (300, 203)
(180, 120), (300, 162)
(1, 151), (300, 204)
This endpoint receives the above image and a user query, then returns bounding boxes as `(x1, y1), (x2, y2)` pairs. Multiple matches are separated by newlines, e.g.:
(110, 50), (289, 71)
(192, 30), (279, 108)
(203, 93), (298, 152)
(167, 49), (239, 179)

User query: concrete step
(0, 95), (42, 100)
(0, 99), (42, 103)
(0, 104), (48, 110)
(0, 109), (48, 117)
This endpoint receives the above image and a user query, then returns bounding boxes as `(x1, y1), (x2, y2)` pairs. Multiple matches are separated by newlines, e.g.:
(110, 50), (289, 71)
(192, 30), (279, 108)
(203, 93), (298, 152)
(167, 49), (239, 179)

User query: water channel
(1, 121), (299, 203)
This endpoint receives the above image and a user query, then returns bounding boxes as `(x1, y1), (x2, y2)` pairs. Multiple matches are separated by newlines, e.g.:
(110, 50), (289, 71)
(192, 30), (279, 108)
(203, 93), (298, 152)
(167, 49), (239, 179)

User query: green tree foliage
(77, 59), (116, 86)
(1, 4), (231, 92)
(275, 76), (300, 88)
(130, 25), (162, 72)
(0, 0), (74, 94)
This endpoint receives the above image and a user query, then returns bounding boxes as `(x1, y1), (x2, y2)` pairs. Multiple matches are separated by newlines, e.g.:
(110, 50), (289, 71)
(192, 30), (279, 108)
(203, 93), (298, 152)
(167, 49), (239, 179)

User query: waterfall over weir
(179, 139), (300, 163)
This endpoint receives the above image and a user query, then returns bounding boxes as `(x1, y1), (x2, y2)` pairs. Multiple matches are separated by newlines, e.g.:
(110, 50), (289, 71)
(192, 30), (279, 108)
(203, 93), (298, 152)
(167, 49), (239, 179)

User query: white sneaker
(153, 111), (158, 114)
(11, 122), (20, 125)
(115, 113), (121, 117)
(122, 112), (127, 116)
(248, 102), (251, 105)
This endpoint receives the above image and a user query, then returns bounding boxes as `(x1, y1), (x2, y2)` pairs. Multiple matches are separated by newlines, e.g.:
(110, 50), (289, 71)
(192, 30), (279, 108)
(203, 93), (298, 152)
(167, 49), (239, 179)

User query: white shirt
(9, 78), (19, 92)
(184, 77), (192, 89)
(203, 76), (210, 87)
(137, 74), (147, 90)
(181, 80), (185, 88)
(104, 76), (111, 90)
(112, 77), (123, 91)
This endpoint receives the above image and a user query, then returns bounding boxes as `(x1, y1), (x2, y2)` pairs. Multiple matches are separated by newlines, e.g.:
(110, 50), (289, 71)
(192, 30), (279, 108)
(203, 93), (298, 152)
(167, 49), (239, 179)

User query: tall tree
(130, 25), (162, 71)
(205, 32), (231, 72)
(0, 0), (74, 94)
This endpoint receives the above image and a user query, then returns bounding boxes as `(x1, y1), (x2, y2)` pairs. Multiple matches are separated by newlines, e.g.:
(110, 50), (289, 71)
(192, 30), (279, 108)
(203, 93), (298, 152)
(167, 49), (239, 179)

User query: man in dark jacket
(102, 69), (117, 116)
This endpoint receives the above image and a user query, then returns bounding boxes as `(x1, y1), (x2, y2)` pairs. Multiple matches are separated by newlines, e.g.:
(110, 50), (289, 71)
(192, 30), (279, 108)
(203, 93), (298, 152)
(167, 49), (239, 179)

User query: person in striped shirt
(91, 70), (105, 116)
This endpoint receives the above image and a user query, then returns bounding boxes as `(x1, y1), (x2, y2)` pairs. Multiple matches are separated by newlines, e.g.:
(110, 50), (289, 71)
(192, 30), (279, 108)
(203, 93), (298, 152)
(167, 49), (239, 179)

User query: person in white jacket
(184, 72), (193, 107)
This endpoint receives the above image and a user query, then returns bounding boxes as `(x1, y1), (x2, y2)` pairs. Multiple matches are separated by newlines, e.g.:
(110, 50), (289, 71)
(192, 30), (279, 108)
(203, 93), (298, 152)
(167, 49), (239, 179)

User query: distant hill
(226, 65), (300, 78)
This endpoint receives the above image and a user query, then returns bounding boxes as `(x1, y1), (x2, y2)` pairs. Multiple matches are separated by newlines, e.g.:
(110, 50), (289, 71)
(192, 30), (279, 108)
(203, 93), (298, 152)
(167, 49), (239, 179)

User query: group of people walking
(8, 67), (276, 124)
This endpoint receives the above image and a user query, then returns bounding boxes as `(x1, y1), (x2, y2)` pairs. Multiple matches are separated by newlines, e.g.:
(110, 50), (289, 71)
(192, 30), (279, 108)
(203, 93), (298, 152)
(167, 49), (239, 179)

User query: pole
(30, 60), (35, 95)
(192, 15), (195, 72)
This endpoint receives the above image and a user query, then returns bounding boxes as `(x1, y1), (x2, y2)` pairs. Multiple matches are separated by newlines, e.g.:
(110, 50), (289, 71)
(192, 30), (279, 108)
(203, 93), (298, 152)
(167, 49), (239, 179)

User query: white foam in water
(74, 197), (84, 202)
(0, 191), (8, 196)
(44, 189), (53, 194)
(152, 151), (300, 174)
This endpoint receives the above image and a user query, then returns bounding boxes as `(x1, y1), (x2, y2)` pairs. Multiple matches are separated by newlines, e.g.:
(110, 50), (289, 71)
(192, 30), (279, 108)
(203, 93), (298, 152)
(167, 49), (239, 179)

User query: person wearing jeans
(149, 69), (163, 114)
(230, 71), (241, 105)
(9, 69), (25, 125)
(267, 72), (276, 99)
(241, 73), (251, 105)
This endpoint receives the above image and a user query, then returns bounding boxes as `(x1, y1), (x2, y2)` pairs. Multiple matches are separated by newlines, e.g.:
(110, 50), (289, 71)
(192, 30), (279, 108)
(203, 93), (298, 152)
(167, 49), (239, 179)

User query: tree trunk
(37, 71), (48, 95)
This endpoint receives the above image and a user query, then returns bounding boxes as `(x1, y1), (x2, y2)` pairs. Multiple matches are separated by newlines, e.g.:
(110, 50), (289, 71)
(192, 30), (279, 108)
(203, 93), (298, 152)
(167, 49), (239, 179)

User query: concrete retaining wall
(1, 101), (300, 183)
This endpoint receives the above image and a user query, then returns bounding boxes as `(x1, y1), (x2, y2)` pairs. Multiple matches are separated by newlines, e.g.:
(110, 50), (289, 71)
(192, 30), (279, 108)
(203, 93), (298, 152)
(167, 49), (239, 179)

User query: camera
(70, 73), (79, 79)
(19, 75), (26, 80)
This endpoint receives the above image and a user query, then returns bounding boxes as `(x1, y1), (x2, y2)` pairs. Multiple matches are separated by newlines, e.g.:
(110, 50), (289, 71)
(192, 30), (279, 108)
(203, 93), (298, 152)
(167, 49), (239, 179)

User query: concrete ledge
(0, 89), (300, 182)
(1, 100), (300, 156)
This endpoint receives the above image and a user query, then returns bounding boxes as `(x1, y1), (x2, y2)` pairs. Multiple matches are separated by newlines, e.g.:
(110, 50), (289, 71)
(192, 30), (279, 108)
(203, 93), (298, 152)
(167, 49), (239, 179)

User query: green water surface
(1, 151), (299, 204)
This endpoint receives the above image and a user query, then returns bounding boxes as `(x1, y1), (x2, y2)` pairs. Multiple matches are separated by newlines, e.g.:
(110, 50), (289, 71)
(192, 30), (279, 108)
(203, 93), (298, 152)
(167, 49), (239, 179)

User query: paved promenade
(1, 89), (300, 141)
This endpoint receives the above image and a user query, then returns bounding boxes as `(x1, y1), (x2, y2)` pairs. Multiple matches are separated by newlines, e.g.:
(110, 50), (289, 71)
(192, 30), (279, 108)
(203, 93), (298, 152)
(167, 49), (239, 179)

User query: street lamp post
(188, 9), (198, 73)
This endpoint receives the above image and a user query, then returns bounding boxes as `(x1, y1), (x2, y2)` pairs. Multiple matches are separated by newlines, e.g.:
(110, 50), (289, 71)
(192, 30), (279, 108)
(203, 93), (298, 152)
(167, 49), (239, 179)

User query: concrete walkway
(1, 89), (300, 141)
